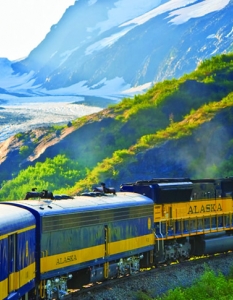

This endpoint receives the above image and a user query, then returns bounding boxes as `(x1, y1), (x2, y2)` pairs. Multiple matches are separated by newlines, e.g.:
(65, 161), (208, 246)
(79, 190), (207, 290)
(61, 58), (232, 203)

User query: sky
(0, 0), (75, 61)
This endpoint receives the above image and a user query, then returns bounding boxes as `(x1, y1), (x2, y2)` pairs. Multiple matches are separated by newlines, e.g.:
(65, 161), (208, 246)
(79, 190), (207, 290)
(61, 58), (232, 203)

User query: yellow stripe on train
(0, 263), (35, 298)
(0, 277), (8, 300)
(41, 244), (106, 273)
(0, 225), (36, 241)
(41, 234), (154, 273)
(20, 263), (36, 286)
(108, 233), (154, 255)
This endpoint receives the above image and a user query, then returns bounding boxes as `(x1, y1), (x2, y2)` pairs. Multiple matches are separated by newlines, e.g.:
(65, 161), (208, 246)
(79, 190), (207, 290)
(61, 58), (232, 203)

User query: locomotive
(1, 177), (233, 300)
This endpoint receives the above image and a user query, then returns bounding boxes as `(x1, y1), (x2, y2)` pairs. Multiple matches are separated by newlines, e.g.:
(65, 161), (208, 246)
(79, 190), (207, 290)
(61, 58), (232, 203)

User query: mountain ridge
(0, 0), (232, 104)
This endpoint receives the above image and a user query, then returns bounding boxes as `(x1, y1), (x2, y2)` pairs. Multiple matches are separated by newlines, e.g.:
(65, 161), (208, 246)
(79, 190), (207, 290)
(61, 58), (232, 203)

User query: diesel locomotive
(1, 176), (233, 300)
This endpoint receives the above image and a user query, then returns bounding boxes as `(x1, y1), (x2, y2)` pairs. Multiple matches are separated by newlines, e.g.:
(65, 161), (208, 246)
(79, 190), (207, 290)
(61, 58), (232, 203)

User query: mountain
(1, 53), (233, 199)
(0, 0), (233, 105)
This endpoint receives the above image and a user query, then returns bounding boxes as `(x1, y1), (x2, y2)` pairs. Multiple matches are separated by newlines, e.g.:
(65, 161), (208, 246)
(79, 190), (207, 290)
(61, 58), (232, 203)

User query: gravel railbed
(72, 253), (233, 300)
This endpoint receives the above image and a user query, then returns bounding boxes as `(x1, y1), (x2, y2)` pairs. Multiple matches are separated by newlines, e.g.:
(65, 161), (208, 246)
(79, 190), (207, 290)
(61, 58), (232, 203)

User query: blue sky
(0, 0), (75, 60)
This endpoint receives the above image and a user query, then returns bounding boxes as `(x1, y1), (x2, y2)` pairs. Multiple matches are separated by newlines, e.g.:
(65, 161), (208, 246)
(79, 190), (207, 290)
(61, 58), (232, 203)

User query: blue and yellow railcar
(5, 192), (154, 299)
(0, 204), (36, 300)
(120, 177), (233, 264)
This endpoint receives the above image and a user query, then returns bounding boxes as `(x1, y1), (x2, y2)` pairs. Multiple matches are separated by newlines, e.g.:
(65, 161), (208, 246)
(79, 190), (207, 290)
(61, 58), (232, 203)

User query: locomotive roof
(2, 192), (153, 216)
(0, 204), (35, 236)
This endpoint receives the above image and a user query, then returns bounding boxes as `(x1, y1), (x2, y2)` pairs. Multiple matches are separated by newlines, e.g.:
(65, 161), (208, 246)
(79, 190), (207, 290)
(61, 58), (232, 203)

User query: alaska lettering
(56, 254), (77, 265)
(188, 203), (222, 214)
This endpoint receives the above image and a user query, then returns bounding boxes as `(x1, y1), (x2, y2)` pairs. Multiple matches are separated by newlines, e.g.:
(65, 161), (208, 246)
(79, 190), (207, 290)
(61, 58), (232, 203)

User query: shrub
(19, 145), (31, 156)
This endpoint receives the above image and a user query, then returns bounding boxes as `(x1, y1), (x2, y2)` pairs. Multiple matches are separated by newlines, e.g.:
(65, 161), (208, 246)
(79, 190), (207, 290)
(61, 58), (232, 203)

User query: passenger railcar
(0, 204), (36, 300)
(2, 192), (154, 299)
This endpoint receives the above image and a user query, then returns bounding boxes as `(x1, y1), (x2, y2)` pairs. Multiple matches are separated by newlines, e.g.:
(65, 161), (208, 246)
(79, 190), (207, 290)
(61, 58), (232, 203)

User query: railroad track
(63, 252), (233, 299)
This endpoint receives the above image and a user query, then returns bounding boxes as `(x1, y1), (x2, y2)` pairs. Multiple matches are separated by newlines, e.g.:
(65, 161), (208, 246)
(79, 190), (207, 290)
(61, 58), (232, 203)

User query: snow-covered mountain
(1, 0), (233, 105)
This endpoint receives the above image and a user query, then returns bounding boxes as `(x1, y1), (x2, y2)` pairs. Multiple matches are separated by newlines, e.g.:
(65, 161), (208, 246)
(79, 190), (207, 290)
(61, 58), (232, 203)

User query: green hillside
(1, 53), (233, 200)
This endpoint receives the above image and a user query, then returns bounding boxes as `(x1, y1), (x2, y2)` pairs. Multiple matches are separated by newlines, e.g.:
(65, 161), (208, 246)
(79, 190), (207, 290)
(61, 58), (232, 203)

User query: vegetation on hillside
(0, 155), (85, 200)
(1, 53), (233, 199)
(135, 267), (233, 300)
(62, 91), (233, 194)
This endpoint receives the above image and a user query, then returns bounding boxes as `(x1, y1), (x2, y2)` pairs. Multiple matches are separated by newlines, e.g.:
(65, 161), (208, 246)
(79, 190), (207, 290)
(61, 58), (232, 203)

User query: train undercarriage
(37, 255), (144, 299)
(33, 230), (233, 299)
(154, 230), (233, 264)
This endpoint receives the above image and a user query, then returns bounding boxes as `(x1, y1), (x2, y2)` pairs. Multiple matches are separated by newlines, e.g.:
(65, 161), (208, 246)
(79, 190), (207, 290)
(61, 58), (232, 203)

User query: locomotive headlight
(55, 278), (60, 283)
(139, 255), (144, 259)
(68, 274), (73, 279)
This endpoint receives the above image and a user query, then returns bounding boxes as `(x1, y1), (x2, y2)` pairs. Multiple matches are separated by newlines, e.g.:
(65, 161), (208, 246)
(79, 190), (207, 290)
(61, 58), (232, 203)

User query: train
(1, 177), (233, 300)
